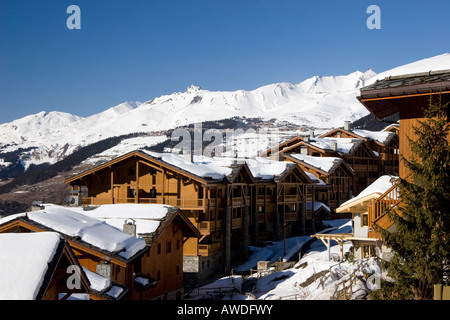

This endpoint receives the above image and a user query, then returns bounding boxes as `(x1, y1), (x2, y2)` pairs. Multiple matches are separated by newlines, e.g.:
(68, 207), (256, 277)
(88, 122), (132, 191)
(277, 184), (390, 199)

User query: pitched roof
(0, 205), (148, 263)
(0, 232), (63, 299)
(73, 203), (201, 245)
(337, 175), (398, 212)
(357, 69), (450, 119)
(283, 153), (355, 176)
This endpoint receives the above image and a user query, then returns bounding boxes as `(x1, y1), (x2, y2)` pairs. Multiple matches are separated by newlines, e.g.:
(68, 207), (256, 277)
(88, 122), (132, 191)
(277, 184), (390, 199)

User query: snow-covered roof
(307, 202), (331, 213)
(201, 156), (291, 180)
(309, 137), (361, 154)
(140, 150), (234, 181)
(69, 203), (174, 237)
(287, 154), (344, 174)
(304, 171), (327, 185)
(141, 150), (294, 182)
(8, 204), (147, 260)
(339, 175), (398, 208)
(0, 232), (63, 300)
(351, 129), (394, 145)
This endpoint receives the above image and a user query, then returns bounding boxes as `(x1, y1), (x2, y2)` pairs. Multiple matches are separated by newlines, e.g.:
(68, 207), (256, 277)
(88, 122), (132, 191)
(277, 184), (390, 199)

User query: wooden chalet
(335, 175), (398, 260)
(282, 153), (355, 211)
(260, 135), (380, 195)
(248, 160), (319, 240)
(64, 150), (256, 285)
(320, 124), (399, 176)
(64, 150), (321, 285)
(0, 232), (91, 300)
(356, 69), (450, 232)
(0, 204), (198, 300)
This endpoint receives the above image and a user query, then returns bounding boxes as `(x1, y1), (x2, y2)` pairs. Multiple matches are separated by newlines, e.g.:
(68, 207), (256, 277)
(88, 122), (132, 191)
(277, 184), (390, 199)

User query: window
(362, 244), (376, 258)
(176, 265), (180, 275)
(157, 243), (161, 254)
(362, 213), (369, 227)
(166, 241), (172, 254)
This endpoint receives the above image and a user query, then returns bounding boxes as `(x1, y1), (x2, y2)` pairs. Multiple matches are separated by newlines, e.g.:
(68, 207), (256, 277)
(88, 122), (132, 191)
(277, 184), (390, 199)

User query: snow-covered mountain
(1, 53), (449, 170)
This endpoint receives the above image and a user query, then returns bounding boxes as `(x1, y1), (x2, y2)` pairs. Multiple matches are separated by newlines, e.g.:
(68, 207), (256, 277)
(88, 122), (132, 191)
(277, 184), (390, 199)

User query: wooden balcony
(278, 194), (301, 203)
(368, 175), (409, 231)
(197, 220), (222, 234)
(232, 218), (242, 229)
(198, 242), (222, 256)
(81, 196), (205, 209)
(256, 195), (273, 205)
(284, 212), (298, 222)
(230, 196), (251, 207)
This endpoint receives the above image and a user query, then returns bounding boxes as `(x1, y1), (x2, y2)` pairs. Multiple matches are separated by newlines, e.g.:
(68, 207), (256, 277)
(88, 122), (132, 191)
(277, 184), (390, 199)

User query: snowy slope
(1, 53), (449, 170)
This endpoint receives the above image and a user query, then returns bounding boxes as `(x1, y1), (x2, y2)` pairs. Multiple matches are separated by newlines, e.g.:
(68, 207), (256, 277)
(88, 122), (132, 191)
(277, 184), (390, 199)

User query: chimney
(123, 218), (137, 236)
(300, 147), (309, 155)
(344, 121), (351, 131)
(330, 141), (337, 151)
(310, 130), (315, 139)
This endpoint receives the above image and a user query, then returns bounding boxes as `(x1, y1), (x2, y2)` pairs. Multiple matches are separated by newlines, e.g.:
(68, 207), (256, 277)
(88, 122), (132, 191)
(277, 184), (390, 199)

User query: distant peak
(185, 84), (201, 93)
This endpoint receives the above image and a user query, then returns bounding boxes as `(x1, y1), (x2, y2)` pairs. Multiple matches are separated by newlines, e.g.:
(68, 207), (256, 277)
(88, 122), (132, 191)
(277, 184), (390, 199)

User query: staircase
(368, 173), (411, 232)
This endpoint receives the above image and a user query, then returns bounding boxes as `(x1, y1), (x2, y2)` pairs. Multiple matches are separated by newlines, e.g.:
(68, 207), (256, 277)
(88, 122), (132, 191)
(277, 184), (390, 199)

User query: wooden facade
(64, 151), (321, 285)
(357, 69), (450, 231)
(320, 127), (399, 176)
(260, 136), (380, 196)
(0, 206), (199, 300)
(282, 154), (355, 210)
(0, 232), (91, 300)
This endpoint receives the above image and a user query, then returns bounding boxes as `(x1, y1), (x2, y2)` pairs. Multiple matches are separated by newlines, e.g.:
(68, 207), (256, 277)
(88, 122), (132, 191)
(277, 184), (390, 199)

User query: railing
(198, 242), (222, 256)
(369, 173), (411, 225)
(278, 194), (301, 203)
(284, 212), (298, 222)
(197, 220), (222, 234)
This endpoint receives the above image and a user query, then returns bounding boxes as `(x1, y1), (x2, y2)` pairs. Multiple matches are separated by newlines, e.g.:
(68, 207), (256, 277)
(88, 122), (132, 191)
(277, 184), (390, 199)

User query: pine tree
(373, 96), (450, 300)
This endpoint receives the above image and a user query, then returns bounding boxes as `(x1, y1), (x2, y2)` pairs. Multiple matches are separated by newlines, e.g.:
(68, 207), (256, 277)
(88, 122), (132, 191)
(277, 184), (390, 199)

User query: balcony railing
(82, 196), (205, 208)
(278, 194), (301, 203)
(368, 174), (410, 226)
(198, 242), (222, 256)
(197, 220), (222, 234)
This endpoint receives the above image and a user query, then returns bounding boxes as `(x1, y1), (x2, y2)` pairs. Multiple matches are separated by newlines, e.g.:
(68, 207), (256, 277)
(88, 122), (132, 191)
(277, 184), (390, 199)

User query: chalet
(244, 157), (318, 240)
(64, 150), (255, 286)
(0, 203), (198, 300)
(281, 153), (355, 210)
(75, 203), (201, 300)
(335, 175), (398, 260)
(261, 135), (380, 195)
(64, 150), (321, 286)
(0, 232), (91, 300)
(320, 124), (399, 175)
(357, 69), (450, 299)
(356, 69), (450, 231)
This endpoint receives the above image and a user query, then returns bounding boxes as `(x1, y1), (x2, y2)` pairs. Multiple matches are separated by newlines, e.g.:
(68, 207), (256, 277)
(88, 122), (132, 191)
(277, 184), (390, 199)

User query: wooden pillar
(242, 205), (249, 260)
(110, 169), (114, 204)
(135, 161), (139, 203)
(299, 195), (306, 236)
(224, 205), (231, 275)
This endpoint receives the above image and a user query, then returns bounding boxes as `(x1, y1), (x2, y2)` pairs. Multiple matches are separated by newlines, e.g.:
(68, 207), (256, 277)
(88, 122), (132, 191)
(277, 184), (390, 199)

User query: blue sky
(1, 0), (449, 123)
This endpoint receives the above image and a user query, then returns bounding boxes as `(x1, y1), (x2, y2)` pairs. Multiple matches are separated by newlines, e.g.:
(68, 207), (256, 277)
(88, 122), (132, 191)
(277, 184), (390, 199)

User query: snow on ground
(188, 219), (381, 300)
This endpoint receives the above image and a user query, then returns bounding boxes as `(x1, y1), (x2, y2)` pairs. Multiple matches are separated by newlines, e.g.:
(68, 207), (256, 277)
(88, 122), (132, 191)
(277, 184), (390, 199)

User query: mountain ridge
(1, 53), (449, 172)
